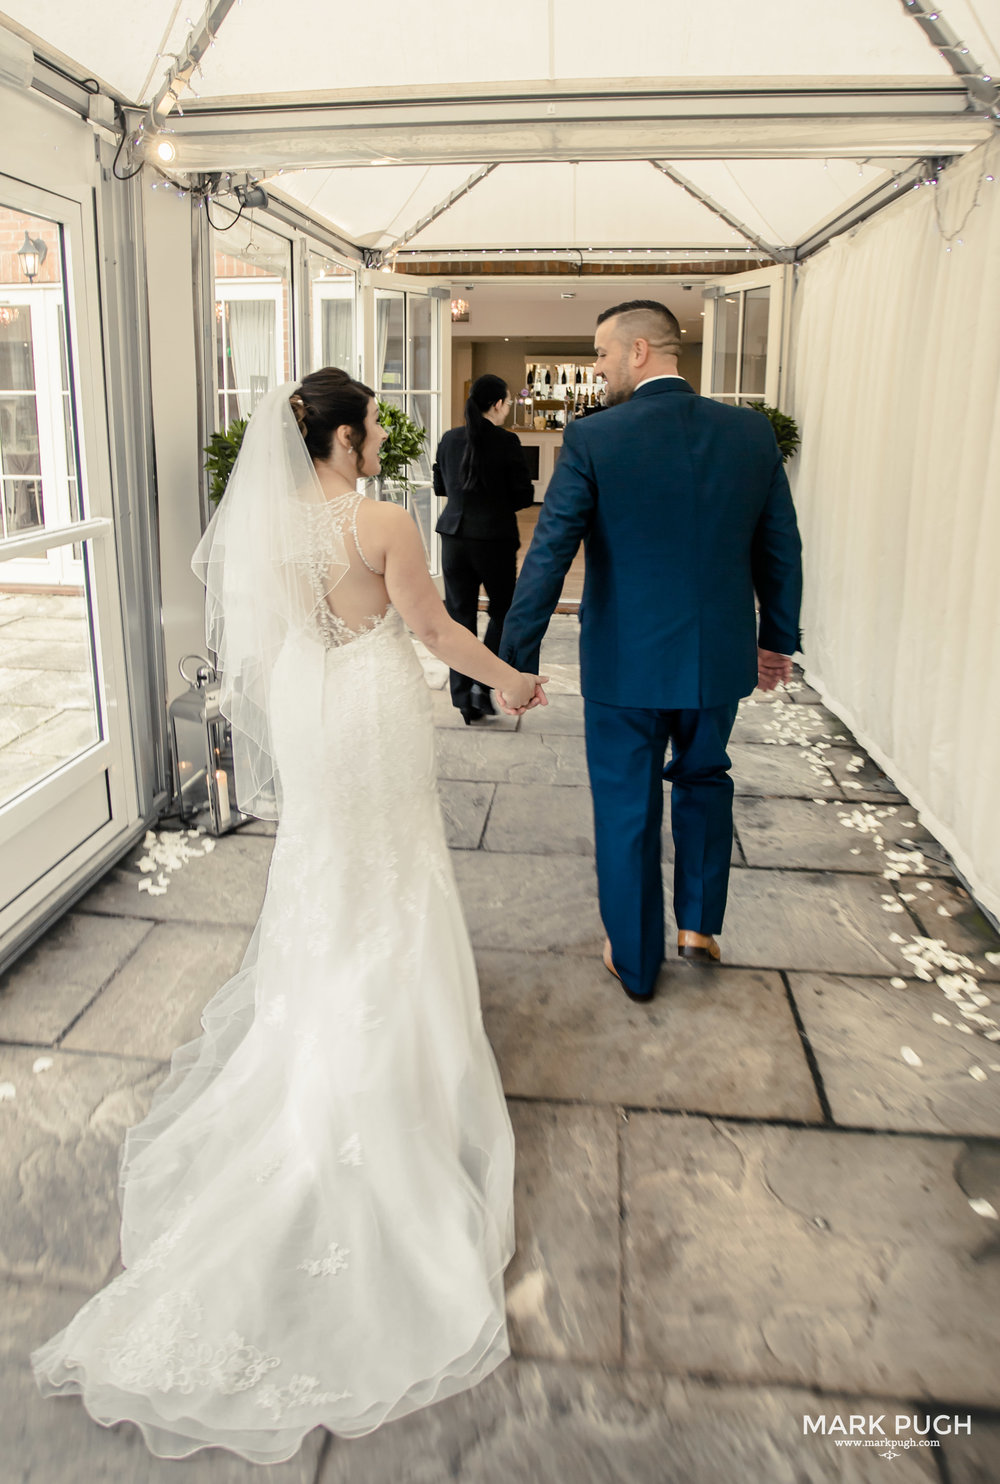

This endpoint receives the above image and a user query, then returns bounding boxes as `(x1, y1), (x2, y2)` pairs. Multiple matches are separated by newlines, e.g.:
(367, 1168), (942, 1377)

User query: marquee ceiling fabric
(9, 0), (1000, 101)
(4, 0), (1000, 254)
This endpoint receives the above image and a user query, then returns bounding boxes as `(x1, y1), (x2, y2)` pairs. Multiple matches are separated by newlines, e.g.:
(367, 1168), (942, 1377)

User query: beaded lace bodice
(304, 492), (390, 650)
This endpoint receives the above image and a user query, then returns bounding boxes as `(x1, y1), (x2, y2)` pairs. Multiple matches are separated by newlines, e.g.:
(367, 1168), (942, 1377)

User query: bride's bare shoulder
(355, 497), (420, 565)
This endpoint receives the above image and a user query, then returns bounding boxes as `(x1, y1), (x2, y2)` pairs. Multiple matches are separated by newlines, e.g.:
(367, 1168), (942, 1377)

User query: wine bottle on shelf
(561, 369), (567, 384)
(544, 368), (552, 386)
(575, 368), (582, 384)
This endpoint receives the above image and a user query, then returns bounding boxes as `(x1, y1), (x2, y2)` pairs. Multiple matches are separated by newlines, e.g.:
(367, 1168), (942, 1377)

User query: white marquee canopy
(4, 0), (1000, 258)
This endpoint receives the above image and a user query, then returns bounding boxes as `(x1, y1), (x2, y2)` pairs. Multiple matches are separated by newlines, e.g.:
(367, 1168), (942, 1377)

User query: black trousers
(440, 534), (518, 710)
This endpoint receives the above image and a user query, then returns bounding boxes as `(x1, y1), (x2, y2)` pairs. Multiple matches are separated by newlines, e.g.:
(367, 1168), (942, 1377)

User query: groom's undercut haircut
(597, 300), (682, 357)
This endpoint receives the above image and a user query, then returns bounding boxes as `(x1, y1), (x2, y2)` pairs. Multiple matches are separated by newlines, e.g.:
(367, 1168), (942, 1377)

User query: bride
(32, 369), (546, 1463)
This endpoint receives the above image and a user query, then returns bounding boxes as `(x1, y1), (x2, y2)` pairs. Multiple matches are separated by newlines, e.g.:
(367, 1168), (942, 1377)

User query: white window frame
(701, 263), (793, 408)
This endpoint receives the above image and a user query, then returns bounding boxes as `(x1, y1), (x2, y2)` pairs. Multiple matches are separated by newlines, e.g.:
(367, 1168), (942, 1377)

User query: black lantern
(167, 653), (245, 836)
(16, 231), (47, 283)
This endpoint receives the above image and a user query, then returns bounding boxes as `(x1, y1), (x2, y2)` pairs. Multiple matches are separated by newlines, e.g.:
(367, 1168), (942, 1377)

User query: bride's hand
(497, 673), (549, 715)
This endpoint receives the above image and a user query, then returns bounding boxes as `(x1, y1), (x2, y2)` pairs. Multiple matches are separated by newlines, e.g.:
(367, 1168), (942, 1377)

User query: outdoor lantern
(168, 653), (244, 836)
(16, 231), (47, 282)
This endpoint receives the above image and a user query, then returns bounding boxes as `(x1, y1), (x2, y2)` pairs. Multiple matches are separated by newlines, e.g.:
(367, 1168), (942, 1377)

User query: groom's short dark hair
(597, 300), (681, 356)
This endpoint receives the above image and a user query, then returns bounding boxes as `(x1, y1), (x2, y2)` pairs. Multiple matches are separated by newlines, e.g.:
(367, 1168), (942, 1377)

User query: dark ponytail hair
(460, 373), (508, 490)
(290, 366), (375, 469)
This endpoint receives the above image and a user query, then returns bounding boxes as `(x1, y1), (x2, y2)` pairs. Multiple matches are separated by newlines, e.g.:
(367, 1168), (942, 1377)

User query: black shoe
(459, 705), (489, 725)
(469, 684), (497, 716)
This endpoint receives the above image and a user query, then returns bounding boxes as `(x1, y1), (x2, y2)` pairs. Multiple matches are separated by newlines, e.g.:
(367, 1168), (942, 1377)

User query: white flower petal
(900, 1046), (922, 1067)
(890, 977), (907, 988)
(969, 1198), (999, 1219)
(32, 1057), (53, 1074)
(969, 1066), (988, 1081)
(0, 1082), (15, 1101)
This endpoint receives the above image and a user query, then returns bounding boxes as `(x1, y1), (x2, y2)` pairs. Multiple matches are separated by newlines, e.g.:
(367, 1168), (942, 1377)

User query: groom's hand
(757, 648), (792, 692)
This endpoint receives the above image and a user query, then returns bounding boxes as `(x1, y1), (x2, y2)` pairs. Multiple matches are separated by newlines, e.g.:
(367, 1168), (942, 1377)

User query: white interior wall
(788, 137), (1000, 918)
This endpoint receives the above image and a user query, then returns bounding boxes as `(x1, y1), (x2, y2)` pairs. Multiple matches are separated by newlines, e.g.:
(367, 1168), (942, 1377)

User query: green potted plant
(746, 402), (801, 464)
(204, 417), (248, 504)
(376, 400), (428, 502)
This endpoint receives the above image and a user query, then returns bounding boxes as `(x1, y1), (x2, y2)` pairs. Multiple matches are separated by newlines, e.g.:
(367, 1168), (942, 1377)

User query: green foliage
(746, 402), (801, 464)
(204, 418), (248, 504)
(377, 400), (428, 493)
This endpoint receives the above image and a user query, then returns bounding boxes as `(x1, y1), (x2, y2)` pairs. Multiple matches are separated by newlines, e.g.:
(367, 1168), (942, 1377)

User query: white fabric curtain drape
(788, 137), (1000, 918)
(228, 299), (276, 415)
(321, 296), (353, 374)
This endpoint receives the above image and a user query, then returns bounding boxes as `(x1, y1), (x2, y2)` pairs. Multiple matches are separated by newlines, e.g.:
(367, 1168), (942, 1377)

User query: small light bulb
(156, 139), (177, 164)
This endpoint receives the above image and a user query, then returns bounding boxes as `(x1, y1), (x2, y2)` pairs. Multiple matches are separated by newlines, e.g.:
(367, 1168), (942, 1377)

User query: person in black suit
(434, 374), (536, 723)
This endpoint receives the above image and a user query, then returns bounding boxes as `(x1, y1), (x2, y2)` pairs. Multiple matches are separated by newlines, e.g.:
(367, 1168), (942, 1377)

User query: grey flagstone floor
(2, 616), (1000, 1483)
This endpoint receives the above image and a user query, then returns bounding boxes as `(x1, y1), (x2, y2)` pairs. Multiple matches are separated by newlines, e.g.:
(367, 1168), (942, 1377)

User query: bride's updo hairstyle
(289, 367), (376, 470)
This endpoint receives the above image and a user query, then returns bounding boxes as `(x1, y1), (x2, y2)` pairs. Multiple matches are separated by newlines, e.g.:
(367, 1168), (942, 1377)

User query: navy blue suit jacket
(500, 378), (803, 710)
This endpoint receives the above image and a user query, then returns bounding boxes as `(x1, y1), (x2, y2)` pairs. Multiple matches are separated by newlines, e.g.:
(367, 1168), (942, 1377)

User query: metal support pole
(899, 0), (1000, 122)
(649, 161), (793, 263)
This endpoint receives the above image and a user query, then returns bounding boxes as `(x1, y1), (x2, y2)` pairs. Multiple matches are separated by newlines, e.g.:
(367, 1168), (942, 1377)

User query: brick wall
(0, 212), (61, 288)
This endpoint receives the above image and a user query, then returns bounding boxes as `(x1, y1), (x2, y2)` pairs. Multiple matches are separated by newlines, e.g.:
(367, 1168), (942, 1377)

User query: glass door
(700, 263), (792, 408)
(373, 284), (442, 577)
(0, 184), (137, 955)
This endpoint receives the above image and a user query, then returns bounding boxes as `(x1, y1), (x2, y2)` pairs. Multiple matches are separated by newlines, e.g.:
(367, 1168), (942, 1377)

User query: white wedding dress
(32, 491), (515, 1464)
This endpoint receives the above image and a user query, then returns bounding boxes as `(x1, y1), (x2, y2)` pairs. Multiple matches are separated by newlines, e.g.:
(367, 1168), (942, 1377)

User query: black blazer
(433, 423), (535, 544)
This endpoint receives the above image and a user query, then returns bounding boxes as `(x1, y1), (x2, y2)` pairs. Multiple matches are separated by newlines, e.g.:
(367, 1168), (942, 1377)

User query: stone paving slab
(506, 1102), (619, 1364)
(3, 1281), (324, 1484)
(484, 784), (595, 856)
(318, 1358), (939, 1483)
(0, 1047), (160, 1288)
(729, 741), (841, 798)
(0, 638), (94, 672)
(63, 922), (251, 1063)
(0, 665), (45, 695)
(0, 703), (59, 747)
(943, 1416), (1000, 1482)
(4, 708), (99, 758)
(733, 796), (944, 875)
(791, 973), (1000, 1136)
(824, 749), (907, 803)
(479, 950), (822, 1121)
(732, 700), (854, 747)
(904, 877), (1000, 979)
(2, 616), (90, 642)
(786, 677), (824, 704)
(0, 594), (85, 619)
(483, 782), (742, 863)
(453, 852), (601, 952)
(436, 730), (589, 786)
(517, 694), (586, 736)
(0, 913), (154, 1046)
(429, 688), (517, 731)
(719, 868), (917, 975)
(623, 1115), (1000, 1404)
(79, 833), (273, 927)
(0, 668), (95, 709)
(439, 780), (494, 850)
(530, 662), (580, 696)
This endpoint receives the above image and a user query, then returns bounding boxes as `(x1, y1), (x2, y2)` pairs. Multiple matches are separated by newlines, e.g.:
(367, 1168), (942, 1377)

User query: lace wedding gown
(32, 493), (516, 1464)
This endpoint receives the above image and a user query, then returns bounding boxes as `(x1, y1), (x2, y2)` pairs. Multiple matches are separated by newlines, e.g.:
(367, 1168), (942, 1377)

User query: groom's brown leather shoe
(677, 930), (722, 963)
(603, 938), (655, 1003)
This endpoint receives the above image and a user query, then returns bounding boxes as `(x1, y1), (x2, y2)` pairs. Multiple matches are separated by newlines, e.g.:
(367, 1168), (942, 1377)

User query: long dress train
(32, 495), (515, 1463)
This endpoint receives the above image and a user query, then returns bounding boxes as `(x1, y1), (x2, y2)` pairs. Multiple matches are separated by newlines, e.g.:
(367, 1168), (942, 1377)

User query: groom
(500, 300), (802, 1001)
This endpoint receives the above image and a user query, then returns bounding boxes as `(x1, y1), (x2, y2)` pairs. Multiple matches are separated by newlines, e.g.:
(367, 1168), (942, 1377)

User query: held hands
(757, 647), (793, 692)
(496, 674), (549, 716)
